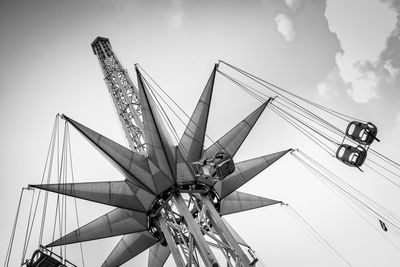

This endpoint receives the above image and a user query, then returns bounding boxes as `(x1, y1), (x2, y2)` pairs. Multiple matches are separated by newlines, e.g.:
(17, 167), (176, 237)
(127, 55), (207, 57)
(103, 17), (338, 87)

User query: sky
(1, 0), (400, 266)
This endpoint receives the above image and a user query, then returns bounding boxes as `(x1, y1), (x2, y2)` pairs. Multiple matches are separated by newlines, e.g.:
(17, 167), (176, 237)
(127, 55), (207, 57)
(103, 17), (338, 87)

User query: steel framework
(91, 37), (145, 154)
(31, 37), (291, 267)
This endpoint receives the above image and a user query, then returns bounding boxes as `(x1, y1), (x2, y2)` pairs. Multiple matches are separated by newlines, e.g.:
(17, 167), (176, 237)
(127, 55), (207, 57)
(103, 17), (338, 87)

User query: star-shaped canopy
(31, 65), (290, 267)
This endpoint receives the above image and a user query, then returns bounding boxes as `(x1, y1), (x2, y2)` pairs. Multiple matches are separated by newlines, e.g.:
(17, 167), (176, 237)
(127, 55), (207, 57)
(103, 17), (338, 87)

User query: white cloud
(317, 82), (335, 98)
(348, 71), (379, 103)
(323, 0), (397, 103)
(275, 13), (295, 42)
(384, 60), (400, 80)
(317, 69), (341, 98)
(285, 0), (302, 11)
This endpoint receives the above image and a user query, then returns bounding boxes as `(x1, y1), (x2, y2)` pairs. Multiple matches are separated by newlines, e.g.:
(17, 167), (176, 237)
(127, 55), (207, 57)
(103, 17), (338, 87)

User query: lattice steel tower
(32, 36), (290, 267)
(91, 37), (145, 154)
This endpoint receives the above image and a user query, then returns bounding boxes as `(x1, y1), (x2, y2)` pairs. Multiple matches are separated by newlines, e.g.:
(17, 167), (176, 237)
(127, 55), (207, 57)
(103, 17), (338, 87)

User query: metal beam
(173, 194), (219, 267)
(202, 196), (251, 267)
(158, 216), (185, 267)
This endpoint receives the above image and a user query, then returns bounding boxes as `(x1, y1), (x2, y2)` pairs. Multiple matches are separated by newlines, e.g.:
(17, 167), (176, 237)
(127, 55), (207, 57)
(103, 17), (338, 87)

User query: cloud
(321, 0), (398, 103)
(275, 13), (295, 42)
(347, 70), (379, 103)
(384, 60), (400, 80)
(317, 69), (342, 98)
(284, 0), (302, 11)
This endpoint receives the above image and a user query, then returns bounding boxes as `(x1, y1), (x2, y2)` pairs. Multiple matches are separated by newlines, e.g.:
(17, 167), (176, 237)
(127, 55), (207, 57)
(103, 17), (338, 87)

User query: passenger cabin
(192, 150), (235, 181)
(26, 250), (65, 267)
(25, 246), (76, 267)
(336, 144), (367, 168)
(345, 121), (379, 146)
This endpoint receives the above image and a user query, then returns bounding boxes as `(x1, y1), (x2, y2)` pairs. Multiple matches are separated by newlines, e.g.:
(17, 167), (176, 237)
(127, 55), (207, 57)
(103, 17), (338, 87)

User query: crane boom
(91, 36), (146, 154)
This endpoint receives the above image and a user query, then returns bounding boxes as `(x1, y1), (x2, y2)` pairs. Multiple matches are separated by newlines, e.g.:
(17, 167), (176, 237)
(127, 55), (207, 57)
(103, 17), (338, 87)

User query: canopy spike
(62, 115), (162, 194)
(215, 149), (291, 199)
(47, 208), (148, 247)
(220, 191), (281, 216)
(136, 68), (175, 183)
(179, 64), (218, 163)
(30, 181), (155, 212)
(205, 99), (271, 159)
(102, 231), (157, 267)
(148, 243), (171, 267)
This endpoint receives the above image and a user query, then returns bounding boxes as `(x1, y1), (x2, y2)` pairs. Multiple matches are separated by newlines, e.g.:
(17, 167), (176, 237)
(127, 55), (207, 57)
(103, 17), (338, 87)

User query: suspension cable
(292, 150), (400, 236)
(299, 150), (400, 224)
(4, 187), (28, 267)
(67, 124), (86, 267)
(282, 204), (352, 266)
(62, 122), (68, 262)
(268, 104), (337, 156)
(137, 64), (230, 158)
(218, 69), (345, 136)
(39, 115), (60, 245)
(218, 63), (400, 187)
(21, 188), (35, 264)
(370, 149), (400, 171)
(21, 115), (62, 263)
(218, 68), (343, 157)
(219, 60), (363, 122)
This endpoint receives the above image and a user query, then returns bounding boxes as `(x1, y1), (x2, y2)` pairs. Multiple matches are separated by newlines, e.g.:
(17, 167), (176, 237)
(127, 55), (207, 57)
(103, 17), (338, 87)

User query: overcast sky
(1, 0), (400, 266)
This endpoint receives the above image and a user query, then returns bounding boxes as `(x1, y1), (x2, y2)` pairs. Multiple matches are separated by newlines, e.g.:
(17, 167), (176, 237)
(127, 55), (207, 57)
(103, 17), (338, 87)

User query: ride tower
(31, 37), (291, 267)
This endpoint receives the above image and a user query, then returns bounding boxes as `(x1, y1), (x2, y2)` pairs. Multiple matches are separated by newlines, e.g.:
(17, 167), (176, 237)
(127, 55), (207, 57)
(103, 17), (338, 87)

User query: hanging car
(26, 249), (65, 267)
(345, 121), (379, 146)
(379, 219), (388, 232)
(336, 144), (367, 168)
(192, 150), (235, 181)
(25, 246), (76, 267)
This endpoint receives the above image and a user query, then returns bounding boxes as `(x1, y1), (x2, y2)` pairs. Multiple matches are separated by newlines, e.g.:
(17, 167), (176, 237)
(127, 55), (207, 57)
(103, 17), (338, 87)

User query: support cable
(298, 150), (400, 225)
(218, 69), (344, 135)
(219, 65), (400, 188)
(269, 105), (336, 156)
(21, 188), (35, 264)
(52, 121), (69, 257)
(292, 151), (400, 237)
(219, 60), (363, 123)
(21, 115), (61, 263)
(62, 123), (68, 263)
(4, 187), (27, 267)
(39, 115), (60, 246)
(363, 164), (400, 190)
(367, 158), (400, 179)
(270, 103), (340, 146)
(282, 204), (352, 266)
(140, 71), (181, 145)
(370, 149), (400, 171)
(218, 69), (342, 157)
(67, 124), (86, 267)
(137, 64), (227, 154)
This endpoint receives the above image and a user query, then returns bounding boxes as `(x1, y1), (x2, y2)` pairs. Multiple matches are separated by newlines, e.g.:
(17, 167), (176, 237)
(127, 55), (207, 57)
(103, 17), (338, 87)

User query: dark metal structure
(30, 37), (290, 267)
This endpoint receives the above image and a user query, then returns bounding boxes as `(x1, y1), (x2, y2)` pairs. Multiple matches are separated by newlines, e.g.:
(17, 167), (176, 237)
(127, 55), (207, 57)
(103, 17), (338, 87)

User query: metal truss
(91, 37), (146, 154)
(158, 193), (258, 267)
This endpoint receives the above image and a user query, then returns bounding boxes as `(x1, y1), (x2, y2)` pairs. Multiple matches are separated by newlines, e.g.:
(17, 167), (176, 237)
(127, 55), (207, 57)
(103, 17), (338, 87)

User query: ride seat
(345, 121), (379, 145)
(336, 144), (367, 168)
(27, 250), (65, 267)
(192, 150), (235, 181)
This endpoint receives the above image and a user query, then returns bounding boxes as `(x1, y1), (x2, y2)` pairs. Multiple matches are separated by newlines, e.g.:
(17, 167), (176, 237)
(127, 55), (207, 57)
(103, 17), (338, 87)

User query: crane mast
(91, 37), (146, 154)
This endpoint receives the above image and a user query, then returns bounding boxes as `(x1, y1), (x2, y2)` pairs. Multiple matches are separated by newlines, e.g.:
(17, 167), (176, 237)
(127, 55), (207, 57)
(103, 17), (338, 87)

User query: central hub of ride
(146, 149), (235, 245)
(146, 182), (221, 245)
